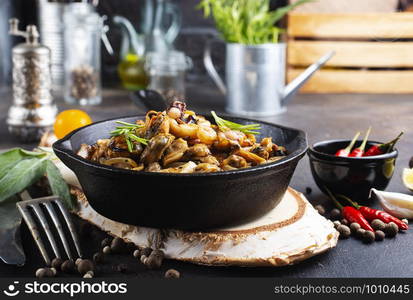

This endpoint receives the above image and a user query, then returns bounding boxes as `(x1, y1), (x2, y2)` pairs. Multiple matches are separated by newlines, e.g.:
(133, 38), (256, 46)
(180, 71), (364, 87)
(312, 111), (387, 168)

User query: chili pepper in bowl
(349, 127), (371, 157)
(335, 131), (361, 157)
(325, 189), (374, 232)
(364, 132), (403, 156)
(338, 194), (408, 230)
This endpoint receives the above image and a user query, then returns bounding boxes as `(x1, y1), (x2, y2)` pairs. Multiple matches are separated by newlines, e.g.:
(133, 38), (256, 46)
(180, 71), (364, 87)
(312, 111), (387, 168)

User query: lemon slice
(402, 168), (413, 191)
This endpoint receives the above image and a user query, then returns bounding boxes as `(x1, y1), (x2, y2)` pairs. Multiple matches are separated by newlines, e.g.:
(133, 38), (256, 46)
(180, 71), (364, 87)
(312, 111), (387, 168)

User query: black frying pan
(53, 116), (307, 230)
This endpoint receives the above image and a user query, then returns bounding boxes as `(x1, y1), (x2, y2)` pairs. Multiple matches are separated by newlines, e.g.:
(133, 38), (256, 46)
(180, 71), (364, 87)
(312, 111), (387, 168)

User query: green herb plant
(198, 0), (313, 44)
(110, 121), (148, 152)
(211, 111), (261, 135)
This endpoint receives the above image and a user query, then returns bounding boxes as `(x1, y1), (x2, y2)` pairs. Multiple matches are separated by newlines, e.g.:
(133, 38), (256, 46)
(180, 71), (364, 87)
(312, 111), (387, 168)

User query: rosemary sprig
(211, 111), (261, 135)
(110, 121), (148, 152)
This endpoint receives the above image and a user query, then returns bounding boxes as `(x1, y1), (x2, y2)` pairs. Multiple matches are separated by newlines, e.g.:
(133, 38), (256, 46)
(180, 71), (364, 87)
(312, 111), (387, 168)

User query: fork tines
(16, 196), (82, 266)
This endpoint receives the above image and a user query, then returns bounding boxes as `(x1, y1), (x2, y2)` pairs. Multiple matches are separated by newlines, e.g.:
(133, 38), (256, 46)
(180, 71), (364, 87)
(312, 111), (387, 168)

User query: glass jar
(63, 3), (102, 105)
(145, 51), (192, 104)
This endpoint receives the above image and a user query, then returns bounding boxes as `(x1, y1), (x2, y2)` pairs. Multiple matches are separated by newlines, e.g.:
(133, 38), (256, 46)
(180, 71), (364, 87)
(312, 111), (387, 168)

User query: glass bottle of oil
(118, 53), (149, 90)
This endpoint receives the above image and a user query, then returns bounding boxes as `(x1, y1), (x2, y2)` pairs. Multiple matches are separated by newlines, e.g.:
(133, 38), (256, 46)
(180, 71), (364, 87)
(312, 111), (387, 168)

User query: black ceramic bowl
(308, 140), (398, 202)
(53, 116), (307, 230)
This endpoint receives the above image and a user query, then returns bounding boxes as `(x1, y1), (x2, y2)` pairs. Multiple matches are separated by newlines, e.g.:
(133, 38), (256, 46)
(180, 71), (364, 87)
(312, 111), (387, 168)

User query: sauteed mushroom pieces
(78, 101), (287, 173)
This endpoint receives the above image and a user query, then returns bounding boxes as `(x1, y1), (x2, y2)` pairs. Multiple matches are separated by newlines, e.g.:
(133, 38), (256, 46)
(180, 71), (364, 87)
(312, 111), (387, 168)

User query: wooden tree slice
(72, 187), (338, 267)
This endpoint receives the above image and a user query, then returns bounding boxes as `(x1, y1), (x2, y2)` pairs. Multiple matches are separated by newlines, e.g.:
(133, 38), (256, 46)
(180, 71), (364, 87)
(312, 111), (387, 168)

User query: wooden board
(288, 41), (413, 68)
(72, 187), (339, 267)
(287, 69), (413, 93)
(288, 13), (413, 39)
(289, 0), (398, 14)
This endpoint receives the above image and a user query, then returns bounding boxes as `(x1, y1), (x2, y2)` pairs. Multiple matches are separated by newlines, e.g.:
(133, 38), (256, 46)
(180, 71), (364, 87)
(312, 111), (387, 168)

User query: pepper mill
(7, 18), (57, 142)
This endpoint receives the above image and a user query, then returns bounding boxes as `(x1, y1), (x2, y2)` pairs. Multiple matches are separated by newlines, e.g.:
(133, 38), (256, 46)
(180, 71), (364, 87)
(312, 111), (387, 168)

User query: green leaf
(0, 148), (46, 180)
(45, 160), (77, 211)
(198, 0), (314, 45)
(0, 157), (47, 203)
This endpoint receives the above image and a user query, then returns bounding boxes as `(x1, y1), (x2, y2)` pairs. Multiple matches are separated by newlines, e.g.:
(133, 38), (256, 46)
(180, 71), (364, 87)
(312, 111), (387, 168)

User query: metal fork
(16, 192), (82, 266)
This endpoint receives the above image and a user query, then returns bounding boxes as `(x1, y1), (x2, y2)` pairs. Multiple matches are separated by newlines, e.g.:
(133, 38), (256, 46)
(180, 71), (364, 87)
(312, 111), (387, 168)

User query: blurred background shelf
(287, 12), (413, 93)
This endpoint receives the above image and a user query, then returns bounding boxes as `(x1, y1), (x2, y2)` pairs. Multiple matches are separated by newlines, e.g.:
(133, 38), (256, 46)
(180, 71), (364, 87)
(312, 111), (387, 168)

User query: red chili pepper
(359, 207), (408, 230)
(339, 194), (408, 230)
(348, 127), (371, 157)
(335, 131), (360, 157)
(325, 189), (374, 232)
(364, 132), (403, 156)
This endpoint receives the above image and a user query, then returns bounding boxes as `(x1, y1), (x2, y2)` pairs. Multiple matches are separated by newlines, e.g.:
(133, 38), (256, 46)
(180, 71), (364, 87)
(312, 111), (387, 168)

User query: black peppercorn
(103, 246), (111, 255)
(330, 208), (341, 220)
(110, 237), (126, 253)
(375, 230), (385, 241)
(51, 257), (63, 270)
(141, 247), (152, 257)
(77, 259), (94, 275)
(93, 252), (105, 264)
(165, 269), (180, 279)
(314, 204), (325, 215)
(35, 268), (47, 278)
(61, 260), (75, 273)
(101, 237), (112, 248)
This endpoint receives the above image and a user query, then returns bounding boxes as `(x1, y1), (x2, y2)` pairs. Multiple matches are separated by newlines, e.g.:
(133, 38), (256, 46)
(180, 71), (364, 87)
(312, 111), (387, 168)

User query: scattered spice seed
(356, 228), (366, 239)
(61, 260), (75, 273)
(384, 222), (398, 238)
(305, 187), (312, 195)
(50, 267), (57, 277)
(165, 269), (180, 279)
(402, 219), (409, 225)
(330, 208), (341, 220)
(75, 258), (83, 266)
(126, 242), (136, 253)
(340, 218), (349, 226)
(145, 254), (163, 269)
(363, 231), (375, 243)
(133, 249), (141, 259)
(333, 220), (341, 228)
(337, 225), (351, 239)
(375, 230), (385, 241)
(314, 204), (325, 215)
(93, 252), (105, 264)
(77, 259), (94, 275)
(35, 268), (47, 278)
(141, 247), (152, 257)
(371, 219), (386, 231)
(349, 222), (361, 233)
(111, 237), (126, 253)
(51, 257), (63, 269)
(140, 255), (148, 264)
(103, 246), (111, 255)
(101, 237), (112, 248)
(83, 273), (93, 279)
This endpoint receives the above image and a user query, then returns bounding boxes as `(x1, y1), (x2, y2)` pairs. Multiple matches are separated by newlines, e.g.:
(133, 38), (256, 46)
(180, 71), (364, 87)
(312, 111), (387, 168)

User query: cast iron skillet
(53, 115), (307, 230)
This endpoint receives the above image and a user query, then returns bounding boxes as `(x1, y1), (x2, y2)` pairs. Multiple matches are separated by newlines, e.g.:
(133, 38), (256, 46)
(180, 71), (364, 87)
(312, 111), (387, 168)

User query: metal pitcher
(204, 42), (334, 116)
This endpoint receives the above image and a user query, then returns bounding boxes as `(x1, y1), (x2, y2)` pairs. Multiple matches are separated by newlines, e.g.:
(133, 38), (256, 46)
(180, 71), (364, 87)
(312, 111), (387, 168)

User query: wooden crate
(287, 13), (413, 93)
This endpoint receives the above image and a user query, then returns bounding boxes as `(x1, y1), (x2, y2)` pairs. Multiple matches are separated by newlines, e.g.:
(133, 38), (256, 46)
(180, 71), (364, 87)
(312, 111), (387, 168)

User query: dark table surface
(1, 85), (413, 278)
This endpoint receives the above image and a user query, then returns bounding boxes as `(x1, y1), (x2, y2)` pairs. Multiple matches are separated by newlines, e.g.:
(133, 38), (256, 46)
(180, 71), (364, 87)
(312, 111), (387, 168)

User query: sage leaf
(0, 148), (46, 180)
(45, 160), (77, 211)
(0, 157), (47, 203)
